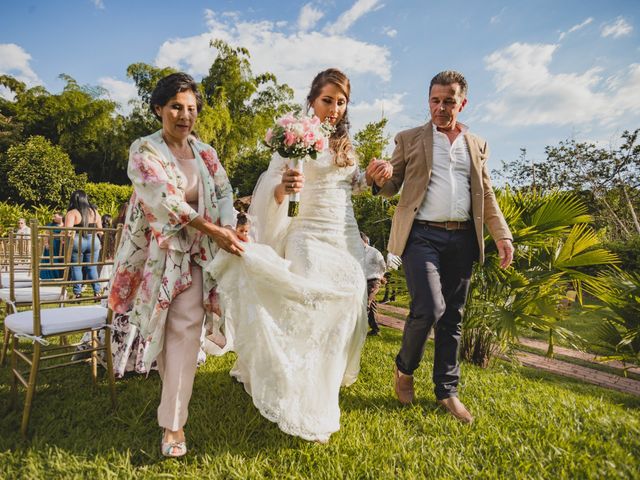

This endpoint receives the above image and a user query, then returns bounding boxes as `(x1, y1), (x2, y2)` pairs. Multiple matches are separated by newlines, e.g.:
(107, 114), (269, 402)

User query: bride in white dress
(207, 69), (392, 442)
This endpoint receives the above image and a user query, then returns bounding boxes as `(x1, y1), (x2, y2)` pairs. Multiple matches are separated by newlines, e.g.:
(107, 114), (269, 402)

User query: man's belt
(414, 220), (472, 230)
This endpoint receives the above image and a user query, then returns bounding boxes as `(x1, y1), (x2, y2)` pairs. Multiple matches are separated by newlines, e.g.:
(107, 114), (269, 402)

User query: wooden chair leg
(21, 342), (41, 437)
(0, 324), (10, 366)
(9, 335), (18, 408)
(104, 328), (117, 409)
(90, 331), (98, 385)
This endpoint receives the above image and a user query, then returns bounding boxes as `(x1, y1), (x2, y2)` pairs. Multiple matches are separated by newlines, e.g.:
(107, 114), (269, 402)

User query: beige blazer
(376, 122), (512, 263)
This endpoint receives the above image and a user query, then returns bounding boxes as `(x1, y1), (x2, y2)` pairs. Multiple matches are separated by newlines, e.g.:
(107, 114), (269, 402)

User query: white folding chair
(6, 220), (122, 436)
(1, 230), (67, 365)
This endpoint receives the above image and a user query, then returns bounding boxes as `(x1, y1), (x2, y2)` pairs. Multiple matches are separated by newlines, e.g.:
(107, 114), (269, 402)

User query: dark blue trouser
(396, 222), (478, 400)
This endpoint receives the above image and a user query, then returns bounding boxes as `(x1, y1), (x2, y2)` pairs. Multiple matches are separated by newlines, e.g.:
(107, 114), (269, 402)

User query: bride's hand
(366, 158), (393, 187)
(275, 168), (305, 204)
(281, 168), (305, 194)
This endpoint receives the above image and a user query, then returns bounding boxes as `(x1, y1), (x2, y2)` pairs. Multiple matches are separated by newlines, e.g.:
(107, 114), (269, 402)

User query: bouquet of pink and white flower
(264, 113), (334, 216)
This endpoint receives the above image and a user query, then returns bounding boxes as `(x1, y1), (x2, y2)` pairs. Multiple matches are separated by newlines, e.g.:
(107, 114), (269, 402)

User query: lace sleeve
(248, 153), (290, 256)
(350, 166), (369, 195)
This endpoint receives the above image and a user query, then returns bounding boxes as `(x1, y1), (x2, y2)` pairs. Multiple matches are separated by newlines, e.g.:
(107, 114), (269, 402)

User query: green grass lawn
(1, 327), (639, 479)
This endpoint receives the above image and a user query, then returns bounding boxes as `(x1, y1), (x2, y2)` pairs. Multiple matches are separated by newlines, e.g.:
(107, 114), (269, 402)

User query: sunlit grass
(1, 327), (639, 479)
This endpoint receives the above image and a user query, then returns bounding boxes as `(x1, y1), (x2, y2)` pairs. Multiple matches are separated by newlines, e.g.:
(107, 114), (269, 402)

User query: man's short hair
(429, 70), (468, 97)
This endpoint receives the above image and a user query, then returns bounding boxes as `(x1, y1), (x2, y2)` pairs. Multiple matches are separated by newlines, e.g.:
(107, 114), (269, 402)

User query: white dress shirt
(364, 244), (386, 280)
(415, 123), (472, 222)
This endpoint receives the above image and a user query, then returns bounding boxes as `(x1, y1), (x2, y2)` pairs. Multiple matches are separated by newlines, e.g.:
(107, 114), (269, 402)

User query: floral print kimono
(108, 130), (235, 368)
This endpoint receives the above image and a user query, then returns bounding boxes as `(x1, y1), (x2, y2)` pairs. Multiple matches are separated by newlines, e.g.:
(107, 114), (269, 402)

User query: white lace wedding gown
(206, 150), (368, 442)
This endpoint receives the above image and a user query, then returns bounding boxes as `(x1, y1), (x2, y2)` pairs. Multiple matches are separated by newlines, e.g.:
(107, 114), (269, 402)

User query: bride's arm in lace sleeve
(350, 166), (369, 195)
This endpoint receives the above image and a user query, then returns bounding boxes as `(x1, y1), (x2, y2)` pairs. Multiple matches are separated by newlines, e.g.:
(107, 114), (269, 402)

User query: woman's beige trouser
(157, 264), (205, 431)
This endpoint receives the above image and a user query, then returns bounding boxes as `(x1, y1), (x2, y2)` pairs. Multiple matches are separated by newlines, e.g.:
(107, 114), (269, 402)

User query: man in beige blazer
(368, 70), (513, 424)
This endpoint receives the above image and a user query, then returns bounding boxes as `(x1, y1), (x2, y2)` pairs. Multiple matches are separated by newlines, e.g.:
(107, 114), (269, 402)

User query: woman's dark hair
(306, 68), (353, 168)
(67, 190), (96, 229)
(236, 212), (250, 226)
(115, 200), (130, 226)
(150, 72), (203, 121)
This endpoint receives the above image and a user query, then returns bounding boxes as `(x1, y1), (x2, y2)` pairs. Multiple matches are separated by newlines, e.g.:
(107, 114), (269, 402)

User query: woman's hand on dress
(210, 226), (245, 256)
(365, 158), (393, 187)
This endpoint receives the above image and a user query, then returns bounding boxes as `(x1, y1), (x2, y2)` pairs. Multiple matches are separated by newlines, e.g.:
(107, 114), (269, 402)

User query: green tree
(5, 74), (128, 183)
(0, 136), (86, 207)
(200, 39), (296, 176)
(494, 130), (640, 241)
(0, 75), (26, 151)
(354, 118), (389, 169)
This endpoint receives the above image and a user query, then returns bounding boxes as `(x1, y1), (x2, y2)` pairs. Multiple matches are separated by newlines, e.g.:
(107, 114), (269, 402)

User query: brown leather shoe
(394, 366), (414, 405)
(436, 397), (473, 424)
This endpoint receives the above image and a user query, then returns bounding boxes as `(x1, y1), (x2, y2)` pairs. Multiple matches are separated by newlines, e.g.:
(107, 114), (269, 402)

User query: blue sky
(1, 0), (638, 175)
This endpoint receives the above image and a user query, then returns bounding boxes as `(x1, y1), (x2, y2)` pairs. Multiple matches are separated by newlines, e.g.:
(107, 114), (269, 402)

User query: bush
(0, 136), (86, 207)
(604, 235), (640, 274)
(0, 202), (57, 236)
(84, 182), (133, 218)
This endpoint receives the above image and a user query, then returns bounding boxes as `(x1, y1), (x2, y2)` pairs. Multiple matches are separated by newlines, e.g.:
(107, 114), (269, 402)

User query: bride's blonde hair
(306, 68), (354, 168)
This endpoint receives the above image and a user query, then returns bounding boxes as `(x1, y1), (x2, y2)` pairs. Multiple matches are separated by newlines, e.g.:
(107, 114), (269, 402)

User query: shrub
(84, 182), (133, 218)
(604, 235), (640, 274)
(0, 136), (86, 207)
(0, 202), (57, 236)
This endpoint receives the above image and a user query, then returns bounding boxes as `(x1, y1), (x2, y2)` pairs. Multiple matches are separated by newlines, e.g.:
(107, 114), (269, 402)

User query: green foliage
(228, 149), (272, 197)
(126, 63), (176, 106)
(354, 118), (389, 169)
(494, 130), (640, 242)
(604, 235), (640, 274)
(352, 190), (398, 252)
(84, 183), (133, 218)
(0, 202), (57, 236)
(2, 74), (130, 184)
(201, 39), (296, 177)
(0, 136), (86, 208)
(462, 189), (620, 364)
(588, 271), (640, 364)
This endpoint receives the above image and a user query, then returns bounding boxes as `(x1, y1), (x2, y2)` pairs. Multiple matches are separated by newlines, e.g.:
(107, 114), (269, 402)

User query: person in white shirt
(369, 70), (514, 424)
(16, 218), (31, 237)
(360, 232), (387, 336)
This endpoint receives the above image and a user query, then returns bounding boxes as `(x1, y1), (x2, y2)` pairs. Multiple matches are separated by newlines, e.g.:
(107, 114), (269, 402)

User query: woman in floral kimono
(108, 72), (245, 458)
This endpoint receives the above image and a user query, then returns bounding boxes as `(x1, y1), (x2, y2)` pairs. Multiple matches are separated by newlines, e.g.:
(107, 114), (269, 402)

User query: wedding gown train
(206, 150), (368, 442)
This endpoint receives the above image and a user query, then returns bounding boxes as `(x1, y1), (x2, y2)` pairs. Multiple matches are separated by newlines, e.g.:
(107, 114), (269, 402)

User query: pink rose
(315, 137), (326, 151)
(284, 131), (297, 147)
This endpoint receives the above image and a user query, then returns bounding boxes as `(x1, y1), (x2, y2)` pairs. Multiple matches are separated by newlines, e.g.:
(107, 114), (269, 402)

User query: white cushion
(6, 306), (108, 336)
(0, 286), (64, 303)
(0, 272), (32, 288)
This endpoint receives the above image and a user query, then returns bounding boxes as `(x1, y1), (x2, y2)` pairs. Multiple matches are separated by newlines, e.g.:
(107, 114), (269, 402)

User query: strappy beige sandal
(161, 430), (187, 458)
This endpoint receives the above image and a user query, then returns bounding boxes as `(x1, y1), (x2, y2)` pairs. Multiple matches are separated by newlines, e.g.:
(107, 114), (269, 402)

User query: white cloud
(324, 0), (383, 35)
(0, 43), (42, 98)
(558, 17), (593, 41)
(298, 3), (324, 32)
(480, 42), (640, 127)
(91, 0), (104, 9)
(601, 16), (633, 38)
(382, 26), (397, 38)
(155, 9), (393, 104)
(98, 77), (138, 115)
(349, 92), (406, 132)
